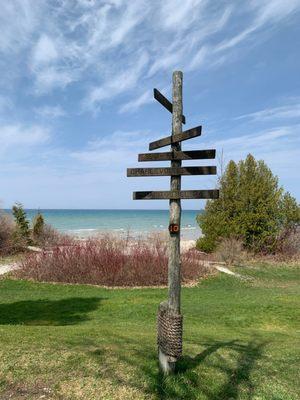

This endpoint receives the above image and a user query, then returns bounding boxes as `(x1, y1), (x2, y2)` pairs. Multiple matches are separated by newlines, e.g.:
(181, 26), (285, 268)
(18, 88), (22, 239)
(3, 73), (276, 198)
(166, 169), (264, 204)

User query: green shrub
(12, 203), (31, 246)
(32, 212), (45, 242)
(197, 154), (300, 253)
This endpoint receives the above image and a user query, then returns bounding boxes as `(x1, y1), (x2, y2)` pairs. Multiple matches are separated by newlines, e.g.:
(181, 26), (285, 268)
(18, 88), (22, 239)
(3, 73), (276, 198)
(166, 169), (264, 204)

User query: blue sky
(0, 0), (299, 210)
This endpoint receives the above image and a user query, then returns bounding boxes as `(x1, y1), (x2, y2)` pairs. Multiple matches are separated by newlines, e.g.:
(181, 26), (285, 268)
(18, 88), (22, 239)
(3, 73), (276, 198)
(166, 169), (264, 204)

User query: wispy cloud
(71, 129), (152, 164)
(0, 0), (299, 207)
(119, 90), (152, 114)
(1, 1), (299, 103)
(213, 126), (298, 150)
(214, 0), (300, 53)
(0, 123), (50, 154)
(34, 105), (66, 119)
(0, 1), (42, 54)
(84, 52), (149, 111)
(236, 102), (300, 121)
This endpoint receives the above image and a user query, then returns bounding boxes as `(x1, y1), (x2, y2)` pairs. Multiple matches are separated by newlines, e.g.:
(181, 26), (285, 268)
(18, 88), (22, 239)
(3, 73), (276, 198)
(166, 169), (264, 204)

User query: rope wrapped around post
(157, 301), (183, 359)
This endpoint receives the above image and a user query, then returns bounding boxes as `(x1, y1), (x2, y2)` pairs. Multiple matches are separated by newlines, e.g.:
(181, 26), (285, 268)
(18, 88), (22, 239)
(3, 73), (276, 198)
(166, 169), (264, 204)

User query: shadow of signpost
(156, 338), (266, 399)
(0, 297), (103, 325)
(87, 333), (266, 400)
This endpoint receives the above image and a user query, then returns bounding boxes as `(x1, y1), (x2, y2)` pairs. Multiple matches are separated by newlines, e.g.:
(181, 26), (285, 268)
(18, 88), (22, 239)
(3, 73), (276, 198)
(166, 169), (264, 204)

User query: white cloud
(160, 0), (207, 30)
(1, 0), (299, 103)
(84, 52), (149, 110)
(33, 67), (75, 94)
(236, 102), (300, 121)
(197, 125), (300, 179)
(71, 129), (152, 169)
(119, 90), (152, 113)
(0, 123), (50, 154)
(213, 126), (297, 150)
(215, 0), (300, 53)
(187, 46), (209, 71)
(34, 105), (66, 119)
(31, 35), (58, 67)
(0, 1), (42, 54)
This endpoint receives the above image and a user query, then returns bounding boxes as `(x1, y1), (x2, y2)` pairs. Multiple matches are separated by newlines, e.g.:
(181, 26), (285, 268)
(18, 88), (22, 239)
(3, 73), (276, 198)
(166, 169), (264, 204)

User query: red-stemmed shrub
(14, 236), (210, 286)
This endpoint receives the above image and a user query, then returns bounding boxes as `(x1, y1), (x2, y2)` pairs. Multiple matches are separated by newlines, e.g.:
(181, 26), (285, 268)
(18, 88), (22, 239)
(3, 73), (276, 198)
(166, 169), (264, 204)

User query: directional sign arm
(127, 166), (216, 177)
(133, 190), (219, 200)
(149, 126), (201, 151)
(138, 149), (216, 161)
(154, 89), (186, 124)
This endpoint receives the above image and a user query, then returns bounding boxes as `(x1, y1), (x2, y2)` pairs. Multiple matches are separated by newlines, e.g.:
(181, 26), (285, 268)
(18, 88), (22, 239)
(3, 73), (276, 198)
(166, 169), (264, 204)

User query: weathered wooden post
(127, 71), (219, 374)
(159, 71), (183, 373)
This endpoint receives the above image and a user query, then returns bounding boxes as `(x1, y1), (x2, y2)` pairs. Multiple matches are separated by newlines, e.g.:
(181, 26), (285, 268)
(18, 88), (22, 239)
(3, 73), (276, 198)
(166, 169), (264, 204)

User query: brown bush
(34, 224), (73, 248)
(14, 236), (209, 286)
(276, 230), (300, 260)
(214, 237), (245, 266)
(0, 211), (15, 255)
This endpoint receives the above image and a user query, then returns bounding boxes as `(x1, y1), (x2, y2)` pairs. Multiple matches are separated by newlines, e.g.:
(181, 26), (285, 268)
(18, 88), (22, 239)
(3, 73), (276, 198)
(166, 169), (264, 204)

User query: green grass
(0, 263), (299, 399)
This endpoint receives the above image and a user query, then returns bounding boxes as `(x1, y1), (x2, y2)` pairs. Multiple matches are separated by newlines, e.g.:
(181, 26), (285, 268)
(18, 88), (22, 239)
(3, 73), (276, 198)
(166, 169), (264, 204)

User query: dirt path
(0, 263), (18, 275)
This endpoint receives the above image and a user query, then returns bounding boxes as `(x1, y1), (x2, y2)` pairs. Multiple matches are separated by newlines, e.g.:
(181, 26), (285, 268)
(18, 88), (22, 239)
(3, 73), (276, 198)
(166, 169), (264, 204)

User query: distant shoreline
(4, 209), (202, 241)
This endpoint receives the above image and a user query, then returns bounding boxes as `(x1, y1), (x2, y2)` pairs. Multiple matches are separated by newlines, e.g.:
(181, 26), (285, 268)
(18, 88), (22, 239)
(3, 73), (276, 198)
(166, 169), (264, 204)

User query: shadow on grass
(175, 339), (266, 399)
(88, 334), (266, 400)
(0, 297), (103, 326)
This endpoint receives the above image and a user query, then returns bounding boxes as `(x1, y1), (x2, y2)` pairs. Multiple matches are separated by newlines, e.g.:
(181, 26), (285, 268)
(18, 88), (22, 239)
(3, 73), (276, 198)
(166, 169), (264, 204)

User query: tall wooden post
(158, 71), (183, 374)
(127, 69), (219, 375)
(169, 71), (182, 314)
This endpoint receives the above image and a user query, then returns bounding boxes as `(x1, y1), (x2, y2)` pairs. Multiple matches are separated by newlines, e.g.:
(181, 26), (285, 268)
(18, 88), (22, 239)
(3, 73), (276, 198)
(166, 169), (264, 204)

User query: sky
(0, 0), (300, 210)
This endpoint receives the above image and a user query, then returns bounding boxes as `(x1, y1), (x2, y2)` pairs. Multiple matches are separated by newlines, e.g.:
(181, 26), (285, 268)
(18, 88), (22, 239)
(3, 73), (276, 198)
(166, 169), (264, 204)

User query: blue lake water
(8, 209), (203, 240)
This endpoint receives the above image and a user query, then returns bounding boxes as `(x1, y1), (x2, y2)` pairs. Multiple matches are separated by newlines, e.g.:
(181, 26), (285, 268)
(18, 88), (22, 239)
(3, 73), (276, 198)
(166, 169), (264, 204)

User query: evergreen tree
(197, 154), (299, 253)
(279, 192), (300, 234)
(12, 203), (31, 245)
(32, 212), (45, 242)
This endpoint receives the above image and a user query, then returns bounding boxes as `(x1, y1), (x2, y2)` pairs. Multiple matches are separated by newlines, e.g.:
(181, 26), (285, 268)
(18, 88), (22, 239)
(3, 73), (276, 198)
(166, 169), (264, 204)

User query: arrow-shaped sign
(149, 126), (201, 151)
(138, 149), (216, 161)
(127, 166), (216, 177)
(154, 89), (186, 124)
(133, 190), (219, 200)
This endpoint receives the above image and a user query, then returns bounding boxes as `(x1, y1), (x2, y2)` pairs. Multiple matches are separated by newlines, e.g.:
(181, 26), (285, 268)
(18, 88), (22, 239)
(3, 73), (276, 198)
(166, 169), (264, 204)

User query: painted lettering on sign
(169, 223), (180, 234)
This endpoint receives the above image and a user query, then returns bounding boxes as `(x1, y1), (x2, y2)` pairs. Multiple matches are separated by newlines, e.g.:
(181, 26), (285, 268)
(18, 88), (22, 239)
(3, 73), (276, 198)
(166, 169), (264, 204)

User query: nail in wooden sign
(127, 166), (216, 177)
(133, 190), (219, 200)
(138, 149), (216, 162)
(154, 89), (186, 124)
(149, 126), (201, 151)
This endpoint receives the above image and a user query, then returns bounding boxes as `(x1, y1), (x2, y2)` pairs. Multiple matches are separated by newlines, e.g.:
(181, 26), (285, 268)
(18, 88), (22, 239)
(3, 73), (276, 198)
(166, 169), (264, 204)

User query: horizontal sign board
(127, 166), (216, 177)
(133, 190), (219, 200)
(149, 126), (201, 151)
(154, 88), (186, 124)
(138, 149), (216, 162)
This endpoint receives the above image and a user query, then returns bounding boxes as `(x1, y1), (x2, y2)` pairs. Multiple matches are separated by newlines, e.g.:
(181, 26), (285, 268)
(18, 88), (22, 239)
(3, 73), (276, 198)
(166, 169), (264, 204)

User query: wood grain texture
(127, 166), (216, 177)
(133, 190), (219, 200)
(138, 149), (216, 161)
(168, 71), (182, 317)
(154, 88), (186, 124)
(149, 126), (201, 151)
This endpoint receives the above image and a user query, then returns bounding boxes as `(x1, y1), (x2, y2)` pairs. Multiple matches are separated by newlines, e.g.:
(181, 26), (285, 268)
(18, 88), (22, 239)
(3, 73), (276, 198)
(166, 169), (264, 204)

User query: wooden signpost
(127, 71), (219, 374)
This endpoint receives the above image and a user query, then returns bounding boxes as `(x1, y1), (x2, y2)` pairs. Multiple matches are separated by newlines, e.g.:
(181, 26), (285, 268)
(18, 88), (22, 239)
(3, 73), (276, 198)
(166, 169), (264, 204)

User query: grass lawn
(0, 263), (299, 399)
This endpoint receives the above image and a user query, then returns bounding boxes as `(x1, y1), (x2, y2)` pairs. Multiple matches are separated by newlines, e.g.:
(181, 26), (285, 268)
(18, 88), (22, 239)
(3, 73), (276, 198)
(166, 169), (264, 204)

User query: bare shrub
(15, 236), (209, 286)
(0, 211), (15, 255)
(276, 230), (300, 260)
(214, 237), (245, 266)
(35, 224), (73, 248)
